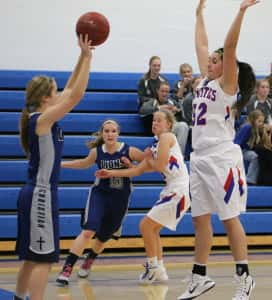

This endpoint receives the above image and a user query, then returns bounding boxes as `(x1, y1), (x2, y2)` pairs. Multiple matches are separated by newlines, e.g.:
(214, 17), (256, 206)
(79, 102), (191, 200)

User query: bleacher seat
(0, 135), (154, 157)
(0, 70), (271, 251)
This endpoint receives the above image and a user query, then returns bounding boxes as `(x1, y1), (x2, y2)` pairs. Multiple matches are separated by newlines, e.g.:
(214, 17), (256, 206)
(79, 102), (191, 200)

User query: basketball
(76, 12), (110, 46)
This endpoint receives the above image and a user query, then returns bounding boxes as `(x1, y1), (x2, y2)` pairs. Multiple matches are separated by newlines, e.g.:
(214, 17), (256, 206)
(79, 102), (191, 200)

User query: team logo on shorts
(155, 193), (176, 206)
(224, 169), (234, 203)
(169, 156), (179, 170)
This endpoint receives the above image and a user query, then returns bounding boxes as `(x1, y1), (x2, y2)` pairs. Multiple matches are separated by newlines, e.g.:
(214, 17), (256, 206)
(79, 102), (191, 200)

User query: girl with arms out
(56, 120), (144, 285)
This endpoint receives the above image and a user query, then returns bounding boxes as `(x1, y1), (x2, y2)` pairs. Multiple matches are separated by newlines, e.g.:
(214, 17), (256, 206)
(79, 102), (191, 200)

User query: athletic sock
(62, 252), (79, 270)
(192, 263), (207, 276)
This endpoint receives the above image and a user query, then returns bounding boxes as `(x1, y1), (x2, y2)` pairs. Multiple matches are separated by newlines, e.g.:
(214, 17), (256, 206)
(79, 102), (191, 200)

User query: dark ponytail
(233, 62), (256, 117)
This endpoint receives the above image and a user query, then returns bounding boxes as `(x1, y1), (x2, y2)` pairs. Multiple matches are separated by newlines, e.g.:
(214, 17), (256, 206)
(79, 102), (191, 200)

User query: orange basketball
(76, 12), (110, 46)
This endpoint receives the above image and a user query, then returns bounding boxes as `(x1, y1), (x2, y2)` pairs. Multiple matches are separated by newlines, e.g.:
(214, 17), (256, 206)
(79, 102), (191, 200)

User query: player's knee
(139, 217), (148, 234)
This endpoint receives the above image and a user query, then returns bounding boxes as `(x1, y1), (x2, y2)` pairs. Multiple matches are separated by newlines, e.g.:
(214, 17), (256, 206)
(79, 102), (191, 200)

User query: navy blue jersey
(27, 113), (64, 188)
(81, 142), (133, 242)
(16, 113), (63, 262)
(95, 142), (131, 192)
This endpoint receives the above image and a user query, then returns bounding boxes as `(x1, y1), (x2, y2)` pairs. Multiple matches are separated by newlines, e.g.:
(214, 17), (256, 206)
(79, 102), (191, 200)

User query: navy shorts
(81, 186), (130, 242)
(16, 184), (60, 263)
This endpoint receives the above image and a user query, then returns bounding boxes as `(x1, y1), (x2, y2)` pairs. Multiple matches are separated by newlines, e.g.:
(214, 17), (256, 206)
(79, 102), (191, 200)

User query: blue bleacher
(0, 112), (145, 133)
(0, 135), (154, 157)
(0, 186), (270, 211)
(0, 70), (271, 249)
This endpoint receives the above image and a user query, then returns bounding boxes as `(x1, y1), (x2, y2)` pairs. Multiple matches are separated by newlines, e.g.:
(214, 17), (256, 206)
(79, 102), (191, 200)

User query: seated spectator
(234, 110), (265, 185)
(137, 56), (168, 108)
(139, 81), (189, 155)
(254, 125), (272, 186)
(265, 72), (272, 98)
(182, 76), (202, 126)
(246, 79), (272, 124)
(172, 63), (194, 101)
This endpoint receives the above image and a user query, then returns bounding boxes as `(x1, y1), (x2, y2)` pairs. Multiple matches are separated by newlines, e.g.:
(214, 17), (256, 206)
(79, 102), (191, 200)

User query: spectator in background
(265, 74), (272, 98)
(172, 63), (194, 101)
(182, 76), (202, 126)
(137, 56), (168, 109)
(234, 110), (265, 185)
(246, 79), (272, 124)
(139, 81), (189, 155)
(255, 125), (272, 186)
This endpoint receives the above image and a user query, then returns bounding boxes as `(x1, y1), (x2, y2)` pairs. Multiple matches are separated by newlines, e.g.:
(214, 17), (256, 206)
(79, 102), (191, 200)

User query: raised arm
(222, 0), (259, 95)
(37, 34), (93, 133)
(195, 0), (209, 77)
(61, 149), (97, 169)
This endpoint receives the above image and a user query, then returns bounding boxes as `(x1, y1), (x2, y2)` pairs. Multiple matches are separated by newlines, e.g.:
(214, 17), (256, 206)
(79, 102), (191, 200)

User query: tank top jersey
(27, 113), (64, 188)
(94, 142), (131, 192)
(192, 78), (237, 151)
(150, 136), (189, 186)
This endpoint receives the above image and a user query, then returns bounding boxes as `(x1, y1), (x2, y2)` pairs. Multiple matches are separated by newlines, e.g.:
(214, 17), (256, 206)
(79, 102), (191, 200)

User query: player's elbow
(70, 90), (85, 103)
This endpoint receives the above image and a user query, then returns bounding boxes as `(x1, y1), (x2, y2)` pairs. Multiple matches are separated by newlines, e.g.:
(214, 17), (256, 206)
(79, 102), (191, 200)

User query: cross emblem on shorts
(37, 236), (46, 251)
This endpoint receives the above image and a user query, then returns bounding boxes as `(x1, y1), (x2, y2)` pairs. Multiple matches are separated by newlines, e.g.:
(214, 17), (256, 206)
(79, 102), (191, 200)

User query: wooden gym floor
(0, 250), (271, 299)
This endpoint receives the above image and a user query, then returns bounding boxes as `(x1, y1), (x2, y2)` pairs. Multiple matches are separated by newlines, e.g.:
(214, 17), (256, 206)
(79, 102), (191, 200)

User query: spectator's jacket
(139, 97), (184, 122)
(246, 95), (272, 124)
(234, 123), (252, 150)
(137, 75), (168, 108)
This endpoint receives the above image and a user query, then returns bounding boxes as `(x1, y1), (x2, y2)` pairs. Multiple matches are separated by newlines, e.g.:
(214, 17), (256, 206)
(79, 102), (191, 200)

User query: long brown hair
(86, 120), (120, 149)
(20, 76), (54, 154)
(259, 126), (272, 150)
(247, 110), (265, 149)
(215, 47), (256, 118)
(144, 56), (161, 79)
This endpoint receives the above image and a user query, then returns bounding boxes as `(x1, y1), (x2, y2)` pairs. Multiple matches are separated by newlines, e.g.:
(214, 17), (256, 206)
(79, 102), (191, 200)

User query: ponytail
(233, 62), (256, 117)
(86, 132), (104, 149)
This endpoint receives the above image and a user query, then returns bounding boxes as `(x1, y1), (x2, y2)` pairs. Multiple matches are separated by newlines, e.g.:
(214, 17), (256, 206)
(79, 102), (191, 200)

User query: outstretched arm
(222, 0), (260, 94)
(195, 0), (209, 77)
(61, 149), (97, 169)
(37, 34), (94, 133)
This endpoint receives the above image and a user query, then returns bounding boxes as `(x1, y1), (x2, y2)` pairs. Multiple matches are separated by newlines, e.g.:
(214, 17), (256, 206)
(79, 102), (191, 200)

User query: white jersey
(151, 135), (189, 187)
(192, 78), (237, 151)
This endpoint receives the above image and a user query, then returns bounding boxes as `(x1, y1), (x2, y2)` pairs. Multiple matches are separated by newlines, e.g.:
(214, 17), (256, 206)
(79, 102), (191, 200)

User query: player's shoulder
(159, 132), (176, 143)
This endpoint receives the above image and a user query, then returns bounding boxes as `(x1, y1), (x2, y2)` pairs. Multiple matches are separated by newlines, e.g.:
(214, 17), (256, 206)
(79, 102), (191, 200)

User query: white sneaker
(154, 266), (169, 283)
(77, 255), (93, 278)
(232, 273), (255, 300)
(56, 265), (73, 286)
(139, 263), (162, 285)
(177, 273), (215, 300)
